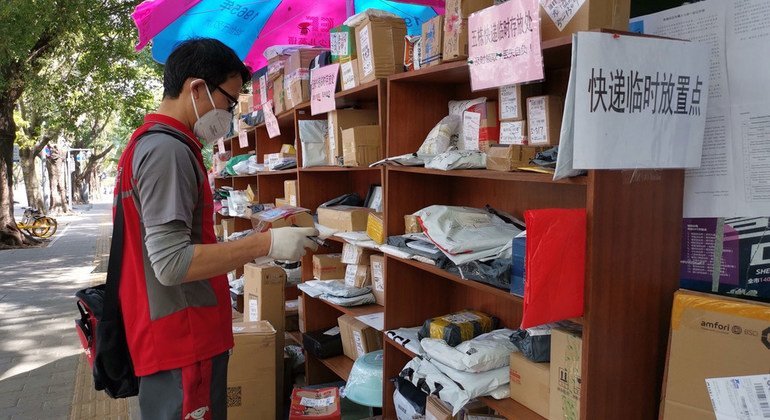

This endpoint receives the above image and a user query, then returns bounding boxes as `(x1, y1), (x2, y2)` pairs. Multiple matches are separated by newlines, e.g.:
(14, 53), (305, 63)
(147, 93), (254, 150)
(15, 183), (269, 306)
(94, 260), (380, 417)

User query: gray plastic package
(299, 119), (329, 167)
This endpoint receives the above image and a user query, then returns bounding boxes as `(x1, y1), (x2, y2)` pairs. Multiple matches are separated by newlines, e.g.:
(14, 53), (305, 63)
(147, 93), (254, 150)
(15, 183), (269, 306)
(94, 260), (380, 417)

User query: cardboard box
(222, 219), (235, 241)
(275, 197), (289, 207)
(331, 25), (357, 63)
(420, 15), (444, 67)
(289, 387), (341, 419)
(499, 84), (542, 122)
(366, 212), (385, 244)
(298, 296), (305, 333)
(355, 16), (407, 84)
(284, 180), (297, 201)
(370, 255), (385, 305)
(313, 253), (346, 280)
(463, 101), (500, 152)
(539, 0), (631, 42)
(499, 120), (527, 145)
(284, 48), (327, 108)
(273, 72), (286, 114)
(267, 54), (289, 79)
(243, 264), (286, 327)
(425, 395), (460, 420)
(341, 242), (376, 265)
(338, 315), (382, 360)
(550, 326), (583, 420)
(327, 109), (380, 166)
(680, 217), (770, 300)
(228, 321), (276, 420)
(251, 207), (314, 232)
(344, 264), (370, 288)
(527, 95), (563, 146)
(443, 0), (494, 62)
(318, 206), (374, 232)
(340, 59), (360, 91)
(486, 144), (543, 172)
(342, 125), (382, 167)
(509, 352), (550, 418)
(238, 94), (253, 116)
(660, 290), (770, 419)
(404, 214), (421, 234)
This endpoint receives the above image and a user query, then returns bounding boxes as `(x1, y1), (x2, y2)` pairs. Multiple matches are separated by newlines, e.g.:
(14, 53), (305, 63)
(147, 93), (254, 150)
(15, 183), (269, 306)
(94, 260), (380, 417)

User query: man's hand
(268, 227), (319, 261)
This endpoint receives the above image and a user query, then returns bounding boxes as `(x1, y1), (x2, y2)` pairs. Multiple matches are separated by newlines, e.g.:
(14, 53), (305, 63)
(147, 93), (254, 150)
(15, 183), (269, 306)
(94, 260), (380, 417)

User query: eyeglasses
(204, 81), (238, 113)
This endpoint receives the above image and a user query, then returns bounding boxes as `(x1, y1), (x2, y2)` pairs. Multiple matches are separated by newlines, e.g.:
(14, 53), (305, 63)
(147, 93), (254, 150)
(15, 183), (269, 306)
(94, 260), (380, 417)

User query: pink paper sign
(310, 63), (340, 116)
(467, 0), (544, 91)
(264, 100), (281, 139)
(217, 137), (226, 153)
(238, 130), (249, 148)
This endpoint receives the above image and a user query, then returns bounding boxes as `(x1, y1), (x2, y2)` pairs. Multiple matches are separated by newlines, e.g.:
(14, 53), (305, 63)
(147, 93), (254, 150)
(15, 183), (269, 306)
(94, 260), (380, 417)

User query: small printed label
(442, 312), (481, 324)
(500, 120), (527, 145)
(238, 130), (249, 148)
(344, 264), (358, 287)
(324, 326), (340, 336)
(248, 299), (258, 321)
(353, 330), (366, 358)
(259, 76), (268, 105)
(540, 0), (587, 31)
(299, 396), (335, 408)
(528, 97), (548, 145)
(360, 26), (373, 77)
(462, 111), (481, 151)
(341, 61), (357, 90)
(500, 84), (521, 120)
(706, 374), (770, 420)
(331, 32), (349, 57)
(232, 326), (245, 333)
(372, 261), (385, 291)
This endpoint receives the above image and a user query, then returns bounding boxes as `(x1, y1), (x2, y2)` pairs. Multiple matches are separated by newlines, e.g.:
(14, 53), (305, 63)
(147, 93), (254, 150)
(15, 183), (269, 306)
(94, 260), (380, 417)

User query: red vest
(116, 114), (233, 376)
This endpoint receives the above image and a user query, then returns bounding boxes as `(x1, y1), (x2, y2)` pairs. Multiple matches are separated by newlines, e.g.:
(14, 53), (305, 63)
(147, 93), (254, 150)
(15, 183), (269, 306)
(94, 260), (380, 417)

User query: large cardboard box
(284, 180), (297, 206)
(660, 290), (770, 419)
(527, 95), (563, 147)
(550, 326), (583, 420)
(313, 253), (346, 280)
(243, 264), (286, 327)
(539, 0), (630, 42)
(370, 255), (386, 305)
(284, 48), (327, 108)
(341, 242), (376, 265)
(509, 352), (550, 418)
(499, 84), (542, 122)
(328, 109), (380, 166)
(338, 315), (382, 360)
(228, 321), (276, 420)
(331, 25), (357, 63)
(342, 125), (382, 167)
(420, 15), (444, 67)
(355, 16), (407, 84)
(443, 0), (494, 62)
(273, 71), (287, 114)
(318, 206), (374, 232)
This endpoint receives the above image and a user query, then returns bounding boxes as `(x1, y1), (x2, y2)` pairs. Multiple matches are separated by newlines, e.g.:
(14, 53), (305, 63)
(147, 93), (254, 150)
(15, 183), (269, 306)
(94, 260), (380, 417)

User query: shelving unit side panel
(581, 169), (684, 420)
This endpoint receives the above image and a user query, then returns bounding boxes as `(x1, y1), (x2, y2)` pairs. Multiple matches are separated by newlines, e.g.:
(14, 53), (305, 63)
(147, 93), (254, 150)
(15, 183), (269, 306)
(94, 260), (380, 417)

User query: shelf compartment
(317, 354), (354, 382)
(387, 166), (587, 185)
(299, 166), (382, 173)
(297, 166), (383, 214)
(286, 331), (302, 346)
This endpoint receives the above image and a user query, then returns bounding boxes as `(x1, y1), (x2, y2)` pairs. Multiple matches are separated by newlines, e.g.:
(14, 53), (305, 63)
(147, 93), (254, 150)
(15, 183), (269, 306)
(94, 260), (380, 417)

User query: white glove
(268, 227), (319, 261)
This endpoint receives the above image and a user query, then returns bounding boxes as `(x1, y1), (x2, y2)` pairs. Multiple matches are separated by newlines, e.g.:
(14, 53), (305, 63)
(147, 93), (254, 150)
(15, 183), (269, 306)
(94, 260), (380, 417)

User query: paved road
(0, 201), (111, 419)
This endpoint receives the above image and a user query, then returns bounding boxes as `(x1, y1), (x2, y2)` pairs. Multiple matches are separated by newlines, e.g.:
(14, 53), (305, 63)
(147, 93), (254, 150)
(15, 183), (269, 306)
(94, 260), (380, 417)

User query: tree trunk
(46, 146), (69, 215)
(19, 148), (45, 211)
(0, 90), (26, 247)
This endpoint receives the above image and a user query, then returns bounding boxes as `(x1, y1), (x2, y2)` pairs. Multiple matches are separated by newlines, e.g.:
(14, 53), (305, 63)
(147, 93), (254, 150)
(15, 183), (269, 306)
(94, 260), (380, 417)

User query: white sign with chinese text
(310, 63), (340, 116)
(571, 32), (710, 169)
(467, 0), (544, 91)
(238, 130), (249, 148)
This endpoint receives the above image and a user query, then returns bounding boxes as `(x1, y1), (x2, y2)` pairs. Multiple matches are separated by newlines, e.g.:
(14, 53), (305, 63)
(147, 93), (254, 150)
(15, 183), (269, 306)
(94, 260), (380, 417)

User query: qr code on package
(227, 386), (242, 407)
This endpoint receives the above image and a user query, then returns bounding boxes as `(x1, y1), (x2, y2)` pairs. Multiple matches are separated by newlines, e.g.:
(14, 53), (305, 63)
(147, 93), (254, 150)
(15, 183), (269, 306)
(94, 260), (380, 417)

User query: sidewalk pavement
(0, 200), (134, 419)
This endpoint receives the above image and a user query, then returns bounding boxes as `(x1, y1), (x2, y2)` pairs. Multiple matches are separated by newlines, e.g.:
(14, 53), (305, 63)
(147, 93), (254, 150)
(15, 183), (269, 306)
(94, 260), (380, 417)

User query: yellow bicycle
(17, 207), (58, 238)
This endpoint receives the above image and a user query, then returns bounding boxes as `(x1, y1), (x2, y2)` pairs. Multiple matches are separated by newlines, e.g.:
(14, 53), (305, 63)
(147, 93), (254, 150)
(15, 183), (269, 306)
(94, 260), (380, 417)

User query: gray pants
(138, 351), (229, 420)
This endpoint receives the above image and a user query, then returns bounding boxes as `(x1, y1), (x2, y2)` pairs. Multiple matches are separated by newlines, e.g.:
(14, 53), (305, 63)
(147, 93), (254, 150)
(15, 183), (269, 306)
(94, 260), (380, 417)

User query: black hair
(162, 38), (251, 99)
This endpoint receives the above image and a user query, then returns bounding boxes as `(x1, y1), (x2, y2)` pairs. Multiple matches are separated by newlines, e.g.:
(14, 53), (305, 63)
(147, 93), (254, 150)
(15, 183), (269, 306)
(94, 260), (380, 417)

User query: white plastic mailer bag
(303, 280), (371, 298)
(299, 120), (328, 167)
(400, 357), (470, 415)
(430, 359), (510, 400)
(424, 150), (486, 171)
(415, 206), (522, 265)
(421, 329), (518, 373)
(417, 115), (461, 156)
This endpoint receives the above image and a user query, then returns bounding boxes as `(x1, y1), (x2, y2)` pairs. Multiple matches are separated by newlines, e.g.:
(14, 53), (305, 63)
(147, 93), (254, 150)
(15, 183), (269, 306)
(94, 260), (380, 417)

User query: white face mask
(190, 80), (232, 144)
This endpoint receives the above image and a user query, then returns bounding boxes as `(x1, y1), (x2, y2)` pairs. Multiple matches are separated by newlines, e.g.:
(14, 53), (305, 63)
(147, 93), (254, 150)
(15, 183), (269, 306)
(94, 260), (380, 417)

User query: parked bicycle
(17, 207), (58, 238)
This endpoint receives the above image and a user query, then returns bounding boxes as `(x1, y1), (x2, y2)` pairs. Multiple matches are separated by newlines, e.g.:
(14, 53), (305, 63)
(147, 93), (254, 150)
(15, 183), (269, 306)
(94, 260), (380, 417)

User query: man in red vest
(115, 39), (317, 419)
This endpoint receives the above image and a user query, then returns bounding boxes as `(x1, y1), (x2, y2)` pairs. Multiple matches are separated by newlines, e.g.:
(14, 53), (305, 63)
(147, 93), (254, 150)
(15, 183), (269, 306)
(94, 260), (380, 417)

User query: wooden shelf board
(336, 79), (379, 102)
(257, 169), (298, 176)
(317, 354), (354, 381)
(479, 397), (546, 420)
(388, 255), (525, 304)
(386, 166), (587, 185)
(300, 166), (381, 173)
(229, 174), (259, 179)
(305, 293), (384, 318)
(389, 61), (469, 84)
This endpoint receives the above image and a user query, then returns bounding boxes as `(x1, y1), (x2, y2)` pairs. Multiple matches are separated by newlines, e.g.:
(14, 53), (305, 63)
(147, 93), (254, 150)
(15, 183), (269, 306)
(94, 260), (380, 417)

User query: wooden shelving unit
(213, 30), (683, 419)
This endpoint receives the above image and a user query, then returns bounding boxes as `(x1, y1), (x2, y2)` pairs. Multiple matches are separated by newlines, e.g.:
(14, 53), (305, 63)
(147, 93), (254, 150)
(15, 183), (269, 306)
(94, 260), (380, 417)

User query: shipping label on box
(358, 25), (374, 79)
(500, 120), (527, 145)
(500, 84), (524, 121)
(331, 25), (356, 62)
(341, 242), (375, 265)
(370, 255), (386, 305)
(528, 95), (563, 146)
(344, 264), (371, 288)
(340, 59), (360, 91)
